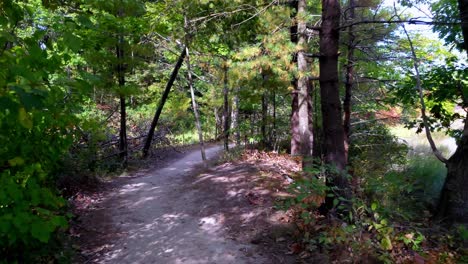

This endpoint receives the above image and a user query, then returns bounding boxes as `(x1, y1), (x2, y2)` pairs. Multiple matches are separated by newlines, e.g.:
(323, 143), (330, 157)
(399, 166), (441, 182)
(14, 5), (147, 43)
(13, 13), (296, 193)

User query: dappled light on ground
(73, 146), (299, 263)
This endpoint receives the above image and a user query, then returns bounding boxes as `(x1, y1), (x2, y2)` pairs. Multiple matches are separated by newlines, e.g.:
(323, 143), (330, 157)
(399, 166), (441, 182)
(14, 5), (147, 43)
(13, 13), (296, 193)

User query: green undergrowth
(281, 122), (464, 263)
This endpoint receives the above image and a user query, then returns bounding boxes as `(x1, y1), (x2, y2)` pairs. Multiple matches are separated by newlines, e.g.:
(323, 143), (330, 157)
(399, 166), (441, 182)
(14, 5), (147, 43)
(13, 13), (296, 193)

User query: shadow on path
(74, 145), (296, 264)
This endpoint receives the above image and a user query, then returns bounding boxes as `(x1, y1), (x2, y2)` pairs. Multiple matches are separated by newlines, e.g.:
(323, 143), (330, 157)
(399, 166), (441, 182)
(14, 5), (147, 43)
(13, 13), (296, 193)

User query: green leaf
(63, 31), (82, 52)
(381, 235), (393, 251)
(13, 212), (30, 234)
(8, 157), (24, 167)
(333, 198), (339, 207)
(18, 107), (33, 129)
(30, 221), (51, 243)
(50, 215), (68, 228)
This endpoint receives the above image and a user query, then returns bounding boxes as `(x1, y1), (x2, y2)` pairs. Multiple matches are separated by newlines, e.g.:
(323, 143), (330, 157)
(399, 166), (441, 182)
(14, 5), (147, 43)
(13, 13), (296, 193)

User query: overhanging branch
(339, 18), (463, 30)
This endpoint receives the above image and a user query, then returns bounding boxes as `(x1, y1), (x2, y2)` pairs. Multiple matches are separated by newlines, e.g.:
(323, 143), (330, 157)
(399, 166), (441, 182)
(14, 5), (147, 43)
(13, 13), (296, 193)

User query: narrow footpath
(74, 146), (296, 264)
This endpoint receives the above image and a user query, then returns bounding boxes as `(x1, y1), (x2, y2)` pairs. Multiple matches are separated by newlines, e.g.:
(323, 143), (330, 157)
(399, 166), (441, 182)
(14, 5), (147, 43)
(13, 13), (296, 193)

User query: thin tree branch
(232, 0), (278, 28)
(339, 18), (464, 30)
(397, 8), (448, 164)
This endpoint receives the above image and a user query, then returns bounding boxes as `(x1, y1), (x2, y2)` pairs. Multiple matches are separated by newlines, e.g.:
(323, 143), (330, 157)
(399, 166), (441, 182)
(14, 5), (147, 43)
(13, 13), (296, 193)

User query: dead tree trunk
(186, 46), (206, 161)
(142, 47), (187, 158)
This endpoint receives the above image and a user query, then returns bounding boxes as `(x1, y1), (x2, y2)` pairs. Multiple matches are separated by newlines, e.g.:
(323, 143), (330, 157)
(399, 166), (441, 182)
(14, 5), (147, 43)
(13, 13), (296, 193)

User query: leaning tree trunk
(436, 0), (468, 223)
(186, 46), (206, 161)
(142, 46), (187, 158)
(320, 0), (350, 204)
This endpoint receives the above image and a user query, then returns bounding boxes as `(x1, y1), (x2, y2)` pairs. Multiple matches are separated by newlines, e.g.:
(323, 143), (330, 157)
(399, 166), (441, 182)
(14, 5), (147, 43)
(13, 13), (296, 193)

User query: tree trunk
(343, 0), (355, 157)
(250, 113), (255, 148)
(459, 0), (468, 54)
(116, 34), (127, 167)
(437, 119), (468, 222)
(214, 107), (221, 139)
(261, 89), (268, 148)
(320, 0), (350, 202)
(119, 95), (127, 165)
(233, 86), (241, 146)
(291, 89), (301, 155)
(223, 63), (230, 151)
(297, 0), (313, 168)
(272, 90), (277, 148)
(186, 46), (206, 161)
(290, 0), (301, 156)
(436, 0), (468, 223)
(312, 85), (324, 160)
(142, 46), (187, 158)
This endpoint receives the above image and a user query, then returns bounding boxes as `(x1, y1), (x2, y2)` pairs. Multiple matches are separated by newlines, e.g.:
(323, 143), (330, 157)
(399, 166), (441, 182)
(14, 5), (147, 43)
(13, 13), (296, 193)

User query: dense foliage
(0, 0), (467, 262)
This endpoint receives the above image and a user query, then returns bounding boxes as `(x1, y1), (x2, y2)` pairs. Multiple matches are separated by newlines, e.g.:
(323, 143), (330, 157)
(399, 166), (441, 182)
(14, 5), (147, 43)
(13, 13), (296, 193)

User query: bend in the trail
(76, 145), (289, 264)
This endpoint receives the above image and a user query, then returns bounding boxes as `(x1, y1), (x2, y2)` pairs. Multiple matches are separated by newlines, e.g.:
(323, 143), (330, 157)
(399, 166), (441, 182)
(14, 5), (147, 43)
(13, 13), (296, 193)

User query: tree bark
(291, 89), (301, 155)
(186, 46), (206, 161)
(312, 82), (324, 160)
(297, 0), (313, 168)
(320, 0), (350, 202)
(142, 46), (187, 158)
(223, 63), (230, 151)
(437, 118), (468, 222)
(290, 0), (301, 156)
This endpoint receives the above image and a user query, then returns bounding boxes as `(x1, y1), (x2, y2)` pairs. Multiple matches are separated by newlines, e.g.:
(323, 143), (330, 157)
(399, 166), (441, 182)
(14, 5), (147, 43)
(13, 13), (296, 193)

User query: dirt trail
(75, 145), (294, 264)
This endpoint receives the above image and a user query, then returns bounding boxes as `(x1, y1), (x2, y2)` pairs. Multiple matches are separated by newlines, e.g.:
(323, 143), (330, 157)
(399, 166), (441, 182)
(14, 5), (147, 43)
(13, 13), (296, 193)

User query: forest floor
(70, 145), (306, 263)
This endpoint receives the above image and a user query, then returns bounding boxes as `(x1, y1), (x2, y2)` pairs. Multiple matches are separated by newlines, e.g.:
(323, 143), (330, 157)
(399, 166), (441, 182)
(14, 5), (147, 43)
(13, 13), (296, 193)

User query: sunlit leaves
(432, 0), (463, 51)
(392, 56), (467, 133)
(0, 0), (80, 260)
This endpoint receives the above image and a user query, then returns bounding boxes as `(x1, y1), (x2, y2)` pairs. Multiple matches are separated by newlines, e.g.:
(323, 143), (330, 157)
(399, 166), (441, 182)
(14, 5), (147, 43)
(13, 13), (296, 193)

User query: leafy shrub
(0, 1), (81, 261)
